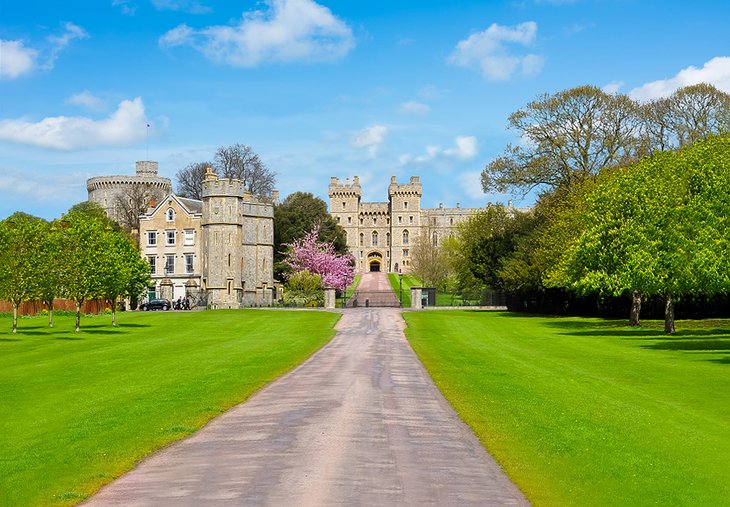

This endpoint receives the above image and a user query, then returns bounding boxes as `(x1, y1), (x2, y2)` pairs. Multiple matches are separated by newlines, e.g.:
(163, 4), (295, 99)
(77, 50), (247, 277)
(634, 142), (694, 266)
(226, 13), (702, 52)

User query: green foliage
(283, 270), (324, 307)
(405, 311), (730, 506)
(0, 310), (339, 506)
(273, 192), (347, 279)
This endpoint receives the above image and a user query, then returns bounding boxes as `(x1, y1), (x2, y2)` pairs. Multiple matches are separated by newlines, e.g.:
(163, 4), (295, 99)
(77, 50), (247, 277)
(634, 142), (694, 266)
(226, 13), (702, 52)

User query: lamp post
(399, 270), (403, 307)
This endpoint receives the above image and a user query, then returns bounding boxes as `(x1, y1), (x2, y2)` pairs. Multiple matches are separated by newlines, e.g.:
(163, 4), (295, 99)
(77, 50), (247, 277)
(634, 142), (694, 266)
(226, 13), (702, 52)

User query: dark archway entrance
(369, 261), (381, 272)
(367, 251), (383, 272)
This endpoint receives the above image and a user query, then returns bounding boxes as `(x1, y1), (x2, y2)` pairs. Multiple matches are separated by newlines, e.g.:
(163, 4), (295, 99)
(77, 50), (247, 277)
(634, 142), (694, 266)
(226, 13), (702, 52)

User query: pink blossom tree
(283, 225), (355, 291)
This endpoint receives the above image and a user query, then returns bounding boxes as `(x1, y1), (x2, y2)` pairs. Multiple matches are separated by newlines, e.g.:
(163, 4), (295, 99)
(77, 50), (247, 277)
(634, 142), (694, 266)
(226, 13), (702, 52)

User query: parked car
(139, 298), (171, 311)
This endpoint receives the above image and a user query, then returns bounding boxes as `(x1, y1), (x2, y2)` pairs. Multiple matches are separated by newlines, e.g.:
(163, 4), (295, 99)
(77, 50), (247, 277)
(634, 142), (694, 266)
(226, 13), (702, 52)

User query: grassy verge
(403, 311), (730, 506)
(337, 275), (361, 307)
(0, 310), (339, 506)
(387, 273), (421, 307)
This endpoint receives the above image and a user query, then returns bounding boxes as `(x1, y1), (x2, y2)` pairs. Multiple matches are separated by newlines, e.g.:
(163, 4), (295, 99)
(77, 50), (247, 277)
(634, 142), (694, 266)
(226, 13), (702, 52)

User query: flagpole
(146, 123), (150, 161)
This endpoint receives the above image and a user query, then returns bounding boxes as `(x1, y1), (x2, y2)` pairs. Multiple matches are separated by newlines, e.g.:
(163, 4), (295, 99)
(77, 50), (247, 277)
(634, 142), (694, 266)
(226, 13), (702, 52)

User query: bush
(283, 270), (324, 307)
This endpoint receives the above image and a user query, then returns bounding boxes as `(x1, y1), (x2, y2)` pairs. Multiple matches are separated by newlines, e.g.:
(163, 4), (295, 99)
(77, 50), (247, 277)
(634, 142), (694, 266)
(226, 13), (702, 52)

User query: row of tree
(0, 203), (150, 333)
(408, 83), (730, 333)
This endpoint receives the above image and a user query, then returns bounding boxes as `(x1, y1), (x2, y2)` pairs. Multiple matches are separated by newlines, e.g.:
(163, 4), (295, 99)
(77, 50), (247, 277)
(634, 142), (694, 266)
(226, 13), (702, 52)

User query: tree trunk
(12, 302), (18, 334)
(75, 301), (82, 333)
(629, 291), (642, 326)
(47, 300), (54, 328)
(664, 292), (675, 334)
(111, 300), (117, 327)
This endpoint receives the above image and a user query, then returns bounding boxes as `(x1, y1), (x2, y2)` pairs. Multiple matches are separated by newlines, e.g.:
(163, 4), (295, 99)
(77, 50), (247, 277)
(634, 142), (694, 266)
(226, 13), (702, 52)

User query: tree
(282, 225), (355, 292)
(274, 192), (347, 279)
(0, 213), (46, 333)
(640, 83), (730, 154)
(214, 144), (276, 199)
(174, 161), (211, 200)
(482, 85), (641, 195)
(98, 231), (151, 326)
(113, 183), (166, 241)
(553, 135), (730, 333)
(35, 220), (63, 327)
(410, 227), (451, 290)
(282, 270), (324, 307)
(59, 203), (114, 332)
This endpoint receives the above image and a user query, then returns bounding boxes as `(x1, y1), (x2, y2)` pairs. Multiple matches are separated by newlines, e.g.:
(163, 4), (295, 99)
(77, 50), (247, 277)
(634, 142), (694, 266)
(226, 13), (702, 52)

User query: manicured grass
(0, 310), (340, 506)
(387, 273), (421, 307)
(403, 311), (730, 506)
(337, 275), (361, 307)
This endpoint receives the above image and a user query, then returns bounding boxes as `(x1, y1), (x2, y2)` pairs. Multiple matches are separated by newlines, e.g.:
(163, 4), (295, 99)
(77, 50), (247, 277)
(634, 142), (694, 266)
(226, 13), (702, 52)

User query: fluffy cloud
(0, 97), (148, 150)
(456, 171), (486, 200)
(66, 91), (107, 111)
(398, 101), (430, 115)
(152, 0), (211, 13)
(602, 80), (624, 95)
(629, 57), (730, 101)
(351, 125), (388, 157)
(401, 136), (478, 165)
(159, 0), (355, 66)
(0, 23), (87, 80)
(448, 21), (543, 81)
(0, 40), (37, 80)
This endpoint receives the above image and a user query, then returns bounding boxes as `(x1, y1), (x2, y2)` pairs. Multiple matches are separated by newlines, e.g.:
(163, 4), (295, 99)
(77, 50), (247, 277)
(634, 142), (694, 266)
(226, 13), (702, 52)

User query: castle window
(148, 256), (156, 274)
(147, 231), (157, 246)
(164, 255), (174, 275)
(409, 216), (413, 224)
(360, 218), (363, 225)
(348, 217), (352, 224)
(337, 217), (341, 223)
(432, 232), (438, 247)
(404, 202), (408, 209)
(403, 230), (409, 245)
(166, 208), (175, 221)
(372, 231), (378, 246)
(398, 216), (402, 224)
(185, 254), (194, 274)
(432, 217), (436, 225)
(166, 230), (176, 246)
(403, 249), (409, 257)
(450, 217), (454, 226)
(184, 229), (195, 246)
(386, 232), (390, 246)
(359, 233), (364, 246)
(342, 201), (346, 209)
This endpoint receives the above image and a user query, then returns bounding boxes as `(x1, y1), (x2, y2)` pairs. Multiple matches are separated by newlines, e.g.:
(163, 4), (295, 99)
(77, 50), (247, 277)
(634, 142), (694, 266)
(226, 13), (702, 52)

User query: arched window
(432, 231), (438, 246)
(386, 232), (390, 246)
(372, 231), (378, 246)
(166, 208), (175, 221)
(403, 230), (409, 245)
(359, 233), (364, 246)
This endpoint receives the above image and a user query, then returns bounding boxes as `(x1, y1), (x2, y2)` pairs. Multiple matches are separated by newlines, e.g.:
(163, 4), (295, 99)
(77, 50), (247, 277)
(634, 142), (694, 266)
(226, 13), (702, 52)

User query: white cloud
(629, 56), (730, 101)
(66, 91), (107, 111)
(0, 23), (87, 80)
(456, 171), (486, 200)
(113, 0), (138, 16)
(448, 21), (543, 81)
(402, 136), (479, 165)
(0, 97), (149, 150)
(418, 85), (443, 100)
(152, 0), (211, 14)
(602, 80), (624, 95)
(0, 40), (37, 79)
(398, 101), (430, 115)
(351, 125), (388, 157)
(0, 169), (87, 204)
(159, 0), (355, 66)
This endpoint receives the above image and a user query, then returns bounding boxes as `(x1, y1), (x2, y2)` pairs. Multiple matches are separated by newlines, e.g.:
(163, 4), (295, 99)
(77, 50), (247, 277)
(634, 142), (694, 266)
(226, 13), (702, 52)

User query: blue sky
(1, 0), (729, 220)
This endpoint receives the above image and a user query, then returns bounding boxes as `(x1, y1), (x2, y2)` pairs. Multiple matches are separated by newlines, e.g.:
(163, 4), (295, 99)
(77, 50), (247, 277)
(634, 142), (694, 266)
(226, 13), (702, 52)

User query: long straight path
(85, 306), (529, 506)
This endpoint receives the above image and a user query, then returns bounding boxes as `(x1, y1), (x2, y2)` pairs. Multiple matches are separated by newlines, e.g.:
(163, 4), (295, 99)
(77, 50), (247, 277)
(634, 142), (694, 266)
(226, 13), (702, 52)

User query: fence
(432, 289), (507, 307)
(346, 290), (401, 308)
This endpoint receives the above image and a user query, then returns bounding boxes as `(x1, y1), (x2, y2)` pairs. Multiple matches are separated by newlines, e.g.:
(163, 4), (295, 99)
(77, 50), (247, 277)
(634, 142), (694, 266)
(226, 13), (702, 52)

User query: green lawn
(387, 273), (421, 307)
(337, 275), (361, 307)
(403, 311), (730, 507)
(0, 309), (339, 506)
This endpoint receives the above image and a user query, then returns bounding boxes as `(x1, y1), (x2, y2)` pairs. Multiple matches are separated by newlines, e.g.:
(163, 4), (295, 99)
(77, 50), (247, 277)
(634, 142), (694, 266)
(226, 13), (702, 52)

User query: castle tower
(328, 176), (361, 259)
(388, 176), (422, 273)
(201, 169), (246, 309)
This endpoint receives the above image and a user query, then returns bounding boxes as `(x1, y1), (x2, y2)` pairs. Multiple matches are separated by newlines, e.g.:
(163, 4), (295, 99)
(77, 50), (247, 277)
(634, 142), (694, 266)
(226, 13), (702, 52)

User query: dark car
(139, 298), (171, 311)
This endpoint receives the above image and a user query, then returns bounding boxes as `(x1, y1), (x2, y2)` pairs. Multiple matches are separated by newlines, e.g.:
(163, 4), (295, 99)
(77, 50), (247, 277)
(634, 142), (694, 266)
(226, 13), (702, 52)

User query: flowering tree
(283, 225), (355, 291)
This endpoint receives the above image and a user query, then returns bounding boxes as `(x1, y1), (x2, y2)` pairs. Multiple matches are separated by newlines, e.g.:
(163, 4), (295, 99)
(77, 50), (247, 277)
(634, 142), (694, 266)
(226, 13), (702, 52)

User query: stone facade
(87, 161), (172, 223)
(328, 175), (525, 274)
(92, 162), (275, 308)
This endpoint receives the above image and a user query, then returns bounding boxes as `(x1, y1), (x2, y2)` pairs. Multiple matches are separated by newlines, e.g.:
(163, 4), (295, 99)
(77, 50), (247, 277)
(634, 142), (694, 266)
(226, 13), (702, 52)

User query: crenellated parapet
(328, 176), (361, 199)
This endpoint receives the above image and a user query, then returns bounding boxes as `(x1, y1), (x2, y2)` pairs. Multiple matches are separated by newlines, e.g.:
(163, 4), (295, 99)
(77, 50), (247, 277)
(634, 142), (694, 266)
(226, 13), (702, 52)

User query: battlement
(388, 175), (422, 197)
(328, 175), (361, 197)
(201, 168), (247, 199)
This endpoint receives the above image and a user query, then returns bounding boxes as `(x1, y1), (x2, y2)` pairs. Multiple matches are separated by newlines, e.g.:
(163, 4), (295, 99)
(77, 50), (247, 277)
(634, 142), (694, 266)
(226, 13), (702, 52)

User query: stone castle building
(88, 163), (274, 308)
(328, 175), (523, 274)
(87, 161), (172, 223)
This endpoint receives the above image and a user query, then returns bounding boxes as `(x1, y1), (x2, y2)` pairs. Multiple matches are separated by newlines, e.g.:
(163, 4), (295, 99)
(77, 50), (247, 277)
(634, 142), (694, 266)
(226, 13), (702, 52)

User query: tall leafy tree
(410, 227), (451, 290)
(482, 85), (641, 195)
(274, 192), (347, 279)
(553, 135), (730, 333)
(35, 220), (63, 327)
(0, 213), (46, 333)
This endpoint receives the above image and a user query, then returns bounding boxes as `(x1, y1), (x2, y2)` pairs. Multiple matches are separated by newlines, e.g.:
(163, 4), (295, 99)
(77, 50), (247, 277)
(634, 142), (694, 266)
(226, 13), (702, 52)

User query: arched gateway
(367, 251), (384, 272)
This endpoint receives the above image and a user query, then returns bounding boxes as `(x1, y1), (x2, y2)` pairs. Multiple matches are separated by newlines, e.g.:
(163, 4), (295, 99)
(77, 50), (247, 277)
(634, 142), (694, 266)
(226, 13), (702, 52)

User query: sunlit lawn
(387, 273), (420, 307)
(404, 311), (730, 506)
(0, 309), (339, 506)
